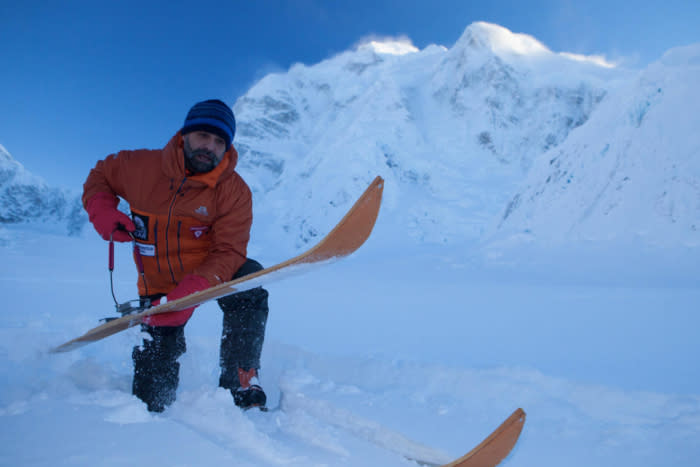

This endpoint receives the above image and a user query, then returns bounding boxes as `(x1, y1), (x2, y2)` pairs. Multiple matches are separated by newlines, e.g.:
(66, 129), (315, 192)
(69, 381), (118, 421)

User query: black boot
(132, 324), (186, 413)
(232, 368), (267, 410)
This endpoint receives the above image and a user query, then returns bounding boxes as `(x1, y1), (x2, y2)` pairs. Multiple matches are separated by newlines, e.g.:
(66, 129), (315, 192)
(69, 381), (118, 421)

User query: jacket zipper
(177, 221), (184, 272)
(165, 177), (187, 285)
(153, 220), (161, 273)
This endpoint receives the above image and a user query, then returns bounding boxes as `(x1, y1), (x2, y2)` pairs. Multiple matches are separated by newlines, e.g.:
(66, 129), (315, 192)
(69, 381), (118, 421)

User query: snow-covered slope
(492, 44), (700, 249)
(234, 22), (625, 249)
(0, 144), (86, 238)
(1, 228), (699, 466)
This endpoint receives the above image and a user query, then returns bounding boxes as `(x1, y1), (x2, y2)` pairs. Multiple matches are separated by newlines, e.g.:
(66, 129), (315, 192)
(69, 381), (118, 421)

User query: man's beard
(183, 139), (223, 174)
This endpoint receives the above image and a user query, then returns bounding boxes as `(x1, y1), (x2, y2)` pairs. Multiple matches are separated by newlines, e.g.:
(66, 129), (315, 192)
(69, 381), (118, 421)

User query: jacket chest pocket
(173, 217), (213, 259)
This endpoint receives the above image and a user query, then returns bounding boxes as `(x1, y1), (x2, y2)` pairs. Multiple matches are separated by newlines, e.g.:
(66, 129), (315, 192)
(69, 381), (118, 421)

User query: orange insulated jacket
(83, 133), (252, 296)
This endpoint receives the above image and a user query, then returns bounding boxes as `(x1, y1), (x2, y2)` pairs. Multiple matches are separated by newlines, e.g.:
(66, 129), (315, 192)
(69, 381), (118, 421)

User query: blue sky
(1, 0), (698, 190)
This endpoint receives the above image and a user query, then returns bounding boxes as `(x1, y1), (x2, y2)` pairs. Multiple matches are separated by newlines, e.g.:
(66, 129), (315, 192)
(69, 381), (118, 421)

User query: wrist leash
(104, 228), (151, 322)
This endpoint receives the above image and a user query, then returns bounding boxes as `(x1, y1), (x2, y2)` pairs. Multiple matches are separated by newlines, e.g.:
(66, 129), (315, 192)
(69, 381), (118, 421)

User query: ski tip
(440, 407), (526, 467)
(509, 407), (526, 422)
(372, 175), (385, 195)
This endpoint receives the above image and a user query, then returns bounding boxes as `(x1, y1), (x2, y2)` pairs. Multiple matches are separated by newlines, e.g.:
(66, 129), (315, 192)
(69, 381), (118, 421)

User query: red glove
(143, 274), (210, 327)
(85, 192), (135, 242)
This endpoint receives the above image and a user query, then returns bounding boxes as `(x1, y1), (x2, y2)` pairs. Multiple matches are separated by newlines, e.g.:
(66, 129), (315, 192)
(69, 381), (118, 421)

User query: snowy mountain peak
(0, 144), (86, 236)
(454, 22), (616, 70)
(356, 37), (419, 56)
(230, 21), (629, 250)
(456, 21), (551, 57)
(0, 143), (11, 161)
(0, 144), (42, 190)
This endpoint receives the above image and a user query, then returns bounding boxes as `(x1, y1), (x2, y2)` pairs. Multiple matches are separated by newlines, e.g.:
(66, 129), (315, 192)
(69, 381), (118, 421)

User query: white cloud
(559, 52), (617, 68)
(354, 34), (419, 56)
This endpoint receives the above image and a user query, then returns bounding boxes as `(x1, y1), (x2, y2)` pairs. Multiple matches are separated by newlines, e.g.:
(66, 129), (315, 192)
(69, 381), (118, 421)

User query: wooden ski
(437, 408), (526, 467)
(51, 176), (384, 353)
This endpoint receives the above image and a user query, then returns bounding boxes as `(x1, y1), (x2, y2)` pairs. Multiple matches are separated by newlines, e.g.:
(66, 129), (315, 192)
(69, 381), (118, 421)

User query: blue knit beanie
(181, 99), (236, 148)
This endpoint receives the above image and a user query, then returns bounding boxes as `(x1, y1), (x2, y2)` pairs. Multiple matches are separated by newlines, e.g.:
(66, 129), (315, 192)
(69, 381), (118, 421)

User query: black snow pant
(216, 259), (269, 392)
(132, 258), (269, 412)
(132, 324), (186, 413)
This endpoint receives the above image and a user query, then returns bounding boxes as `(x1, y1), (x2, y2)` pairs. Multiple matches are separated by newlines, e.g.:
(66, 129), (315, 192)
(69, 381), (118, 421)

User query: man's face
(183, 131), (227, 173)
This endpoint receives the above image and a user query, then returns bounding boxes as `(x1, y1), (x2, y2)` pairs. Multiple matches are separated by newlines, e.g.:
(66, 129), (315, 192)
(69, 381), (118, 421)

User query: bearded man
(83, 99), (268, 412)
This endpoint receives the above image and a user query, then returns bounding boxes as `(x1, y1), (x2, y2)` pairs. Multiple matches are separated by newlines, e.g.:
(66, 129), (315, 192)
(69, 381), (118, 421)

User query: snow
(492, 42), (700, 249)
(233, 21), (629, 253)
(2, 20), (700, 467)
(0, 142), (85, 234)
(455, 22), (552, 57)
(1, 223), (699, 466)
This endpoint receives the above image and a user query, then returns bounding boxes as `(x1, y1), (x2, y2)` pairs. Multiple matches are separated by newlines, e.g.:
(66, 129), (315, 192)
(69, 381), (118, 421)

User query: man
(83, 99), (269, 412)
